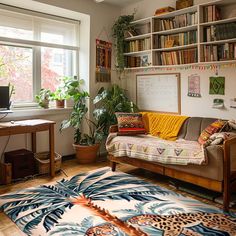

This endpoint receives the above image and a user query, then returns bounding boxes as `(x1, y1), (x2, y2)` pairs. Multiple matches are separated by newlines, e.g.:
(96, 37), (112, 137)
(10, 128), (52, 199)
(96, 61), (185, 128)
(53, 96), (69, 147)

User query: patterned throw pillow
(116, 113), (146, 135)
(198, 120), (226, 145)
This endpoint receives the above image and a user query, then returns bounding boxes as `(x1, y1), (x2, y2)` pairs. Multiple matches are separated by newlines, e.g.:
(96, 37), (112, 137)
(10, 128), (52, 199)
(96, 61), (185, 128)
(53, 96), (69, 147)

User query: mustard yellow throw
(141, 112), (189, 141)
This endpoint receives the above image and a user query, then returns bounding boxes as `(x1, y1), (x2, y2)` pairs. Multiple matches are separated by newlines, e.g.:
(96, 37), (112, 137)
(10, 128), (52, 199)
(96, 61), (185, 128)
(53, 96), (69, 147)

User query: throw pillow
(198, 120), (226, 145)
(116, 112), (146, 135)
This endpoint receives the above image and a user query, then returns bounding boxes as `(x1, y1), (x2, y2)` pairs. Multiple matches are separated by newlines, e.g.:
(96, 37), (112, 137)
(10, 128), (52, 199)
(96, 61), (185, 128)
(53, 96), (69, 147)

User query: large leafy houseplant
(60, 77), (104, 163)
(112, 14), (134, 70)
(93, 84), (138, 136)
(60, 77), (103, 145)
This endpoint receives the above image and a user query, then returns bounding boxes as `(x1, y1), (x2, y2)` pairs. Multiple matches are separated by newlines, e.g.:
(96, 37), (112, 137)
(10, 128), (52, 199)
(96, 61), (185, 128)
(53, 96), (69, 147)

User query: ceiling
(95, 0), (143, 7)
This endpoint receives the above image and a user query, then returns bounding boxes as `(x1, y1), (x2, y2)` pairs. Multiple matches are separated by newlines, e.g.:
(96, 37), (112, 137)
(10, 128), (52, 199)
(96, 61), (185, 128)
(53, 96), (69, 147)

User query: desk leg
(31, 132), (36, 153)
(49, 124), (55, 177)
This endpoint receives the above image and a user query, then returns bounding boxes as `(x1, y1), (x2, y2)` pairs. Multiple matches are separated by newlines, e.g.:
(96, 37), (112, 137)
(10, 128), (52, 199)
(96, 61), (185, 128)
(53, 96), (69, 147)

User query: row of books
(204, 22), (236, 42)
(159, 30), (197, 48)
(125, 38), (151, 53)
(203, 43), (236, 62)
(159, 48), (198, 65)
(203, 5), (221, 23)
(125, 54), (150, 68)
(156, 12), (198, 31)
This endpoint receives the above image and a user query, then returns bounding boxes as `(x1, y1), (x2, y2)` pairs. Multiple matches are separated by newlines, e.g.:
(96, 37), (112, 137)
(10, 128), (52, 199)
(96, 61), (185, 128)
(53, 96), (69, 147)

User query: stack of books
(158, 12), (198, 31)
(159, 30), (197, 48)
(204, 22), (236, 42)
(125, 38), (151, 52)
(160, 48), (197, 65)
(204, 5), (221, 22)
(203, 43), (236, 62)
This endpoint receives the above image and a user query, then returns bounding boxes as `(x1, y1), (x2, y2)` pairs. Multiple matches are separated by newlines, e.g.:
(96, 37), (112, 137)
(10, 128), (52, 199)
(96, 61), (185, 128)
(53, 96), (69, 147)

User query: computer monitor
(0, 86), (10, 110)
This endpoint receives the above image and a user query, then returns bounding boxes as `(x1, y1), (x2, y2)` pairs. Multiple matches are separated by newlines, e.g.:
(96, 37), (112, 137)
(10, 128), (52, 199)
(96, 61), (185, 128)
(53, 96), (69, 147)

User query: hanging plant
(112, 14), (134, 71)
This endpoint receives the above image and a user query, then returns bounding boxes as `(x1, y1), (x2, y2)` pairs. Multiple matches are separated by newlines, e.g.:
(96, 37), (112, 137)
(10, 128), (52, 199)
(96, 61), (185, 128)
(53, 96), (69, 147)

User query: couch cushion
(180, 117), (217, 141)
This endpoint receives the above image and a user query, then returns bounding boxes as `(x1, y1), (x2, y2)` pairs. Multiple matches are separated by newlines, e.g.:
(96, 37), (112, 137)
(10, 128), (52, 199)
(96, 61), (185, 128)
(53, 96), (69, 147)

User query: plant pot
(73, 143), (100, 164)
(42, 99), (49, 109)
(56, 99), (65, 108)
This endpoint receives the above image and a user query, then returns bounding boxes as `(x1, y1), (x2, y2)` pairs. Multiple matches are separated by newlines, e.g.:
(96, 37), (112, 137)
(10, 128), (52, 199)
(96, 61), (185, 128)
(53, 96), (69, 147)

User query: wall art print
(96, 39), (112, 83)
(209, 76), (225, 95)
(188, 74), (201, 97)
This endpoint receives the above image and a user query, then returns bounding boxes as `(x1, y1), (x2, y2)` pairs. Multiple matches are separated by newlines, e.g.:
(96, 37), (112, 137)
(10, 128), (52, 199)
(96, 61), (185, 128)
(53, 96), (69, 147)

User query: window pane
(41, 47), (76, 91)
(0, 45), (33, 102)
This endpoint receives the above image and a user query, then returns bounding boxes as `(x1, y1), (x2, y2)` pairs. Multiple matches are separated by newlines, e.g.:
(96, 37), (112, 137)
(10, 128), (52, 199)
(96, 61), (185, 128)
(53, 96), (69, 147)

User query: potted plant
(112, 14), (135, 70)
(93, 84), (138, 136)
(50, 88), (68, 108)
(35, 88), (51, 109)
(60, 78), (104, 164)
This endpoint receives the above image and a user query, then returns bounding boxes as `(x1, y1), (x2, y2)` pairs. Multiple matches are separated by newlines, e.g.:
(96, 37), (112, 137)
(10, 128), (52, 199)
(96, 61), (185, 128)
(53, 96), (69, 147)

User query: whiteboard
(136, 73), (180, 114)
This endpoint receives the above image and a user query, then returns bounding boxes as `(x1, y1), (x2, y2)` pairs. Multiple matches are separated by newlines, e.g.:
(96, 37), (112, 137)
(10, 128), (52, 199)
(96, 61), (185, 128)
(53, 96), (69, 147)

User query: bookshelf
(124, 0), (236, 69)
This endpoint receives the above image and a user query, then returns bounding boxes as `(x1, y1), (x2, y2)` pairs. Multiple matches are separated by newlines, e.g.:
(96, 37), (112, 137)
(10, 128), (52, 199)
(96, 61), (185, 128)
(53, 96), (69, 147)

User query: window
(0, 5), (79, 105)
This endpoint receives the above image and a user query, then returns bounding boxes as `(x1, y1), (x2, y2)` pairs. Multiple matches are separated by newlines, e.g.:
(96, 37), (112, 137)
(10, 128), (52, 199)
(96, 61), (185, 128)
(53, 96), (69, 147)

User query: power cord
(0, 113), (8, 121)
(0, 136), (11, 163)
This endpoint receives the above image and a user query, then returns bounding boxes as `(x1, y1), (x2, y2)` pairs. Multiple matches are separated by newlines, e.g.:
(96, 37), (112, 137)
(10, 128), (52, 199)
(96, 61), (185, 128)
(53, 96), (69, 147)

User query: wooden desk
(0, 119), (56, 178)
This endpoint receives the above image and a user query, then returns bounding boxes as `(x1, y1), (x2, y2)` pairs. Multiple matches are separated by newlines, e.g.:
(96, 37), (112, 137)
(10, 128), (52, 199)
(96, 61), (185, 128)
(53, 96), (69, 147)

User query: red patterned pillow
(116, 113), (146, 135)
(198, 120), (226, 145)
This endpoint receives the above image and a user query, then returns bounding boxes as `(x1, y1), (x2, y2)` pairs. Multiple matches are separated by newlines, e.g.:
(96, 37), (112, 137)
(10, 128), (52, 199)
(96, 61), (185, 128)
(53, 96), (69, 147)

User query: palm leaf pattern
(0, 167), (174, 235)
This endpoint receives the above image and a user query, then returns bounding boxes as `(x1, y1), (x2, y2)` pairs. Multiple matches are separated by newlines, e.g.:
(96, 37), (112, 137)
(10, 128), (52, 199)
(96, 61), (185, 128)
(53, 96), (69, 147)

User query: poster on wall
(209, 76), (225, 95)
(96, 39), (112, 83)
(188, 74), (201, 97)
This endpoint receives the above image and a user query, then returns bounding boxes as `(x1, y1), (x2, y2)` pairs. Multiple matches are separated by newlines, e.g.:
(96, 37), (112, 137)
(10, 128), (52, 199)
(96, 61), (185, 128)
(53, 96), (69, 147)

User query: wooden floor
(0, 158), (233, 235)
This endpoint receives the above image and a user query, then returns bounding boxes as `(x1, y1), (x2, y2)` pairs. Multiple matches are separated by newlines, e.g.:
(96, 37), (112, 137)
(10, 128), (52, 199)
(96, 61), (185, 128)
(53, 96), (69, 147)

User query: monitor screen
(0, 86), (10, 110)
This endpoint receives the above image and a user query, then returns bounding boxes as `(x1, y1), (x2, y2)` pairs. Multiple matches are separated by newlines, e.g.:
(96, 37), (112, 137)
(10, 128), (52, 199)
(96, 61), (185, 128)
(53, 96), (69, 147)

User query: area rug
(0, 167), (236, 236)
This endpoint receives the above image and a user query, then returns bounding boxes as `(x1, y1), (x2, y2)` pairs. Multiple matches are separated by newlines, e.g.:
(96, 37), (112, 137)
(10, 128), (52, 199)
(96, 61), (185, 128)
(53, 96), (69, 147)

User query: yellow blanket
(141, 112), (189, 141)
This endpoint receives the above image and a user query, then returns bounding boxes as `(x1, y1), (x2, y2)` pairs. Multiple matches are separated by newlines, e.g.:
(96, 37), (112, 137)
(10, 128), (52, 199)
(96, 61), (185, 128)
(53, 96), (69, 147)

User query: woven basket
(34, 152), (61, 174)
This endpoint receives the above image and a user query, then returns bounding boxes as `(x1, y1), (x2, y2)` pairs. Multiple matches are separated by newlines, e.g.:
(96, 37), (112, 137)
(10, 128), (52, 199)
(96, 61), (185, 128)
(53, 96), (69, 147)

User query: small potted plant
(50, 88), (68, 108)
(35, 88), (51, 109)
(60, 78), (104, 164)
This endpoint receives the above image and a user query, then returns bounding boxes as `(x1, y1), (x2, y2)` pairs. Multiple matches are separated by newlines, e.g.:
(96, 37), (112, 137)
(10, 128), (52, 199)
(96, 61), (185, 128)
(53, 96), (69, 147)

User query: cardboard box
(176, 0), (193, 10)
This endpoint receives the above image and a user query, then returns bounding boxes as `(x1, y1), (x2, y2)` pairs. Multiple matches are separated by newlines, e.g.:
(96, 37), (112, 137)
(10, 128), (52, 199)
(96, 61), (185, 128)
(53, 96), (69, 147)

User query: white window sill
(1, 107), (72, 120)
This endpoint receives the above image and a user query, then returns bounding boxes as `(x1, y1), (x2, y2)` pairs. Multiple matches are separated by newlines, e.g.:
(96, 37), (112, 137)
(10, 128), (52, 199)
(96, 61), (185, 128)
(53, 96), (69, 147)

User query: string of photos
(96, 39), (112, 82)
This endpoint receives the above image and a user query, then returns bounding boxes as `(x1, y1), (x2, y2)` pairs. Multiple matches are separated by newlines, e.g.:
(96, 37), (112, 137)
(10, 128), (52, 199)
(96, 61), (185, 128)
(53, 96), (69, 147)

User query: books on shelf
(159, 48), (197, 65)
(125, 38), (151, 52)
(156, 11), (198, 31)
(159, 30), (197, 48)
(125, 54), (151, 68)
(203, 43), (236, 62)
(204, 22), (236, 42)
(203, 5), (221, 23)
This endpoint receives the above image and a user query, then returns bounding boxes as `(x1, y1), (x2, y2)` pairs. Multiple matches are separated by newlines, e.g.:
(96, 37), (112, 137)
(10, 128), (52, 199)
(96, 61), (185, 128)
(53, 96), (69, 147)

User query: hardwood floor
(0, 158), (234, 235)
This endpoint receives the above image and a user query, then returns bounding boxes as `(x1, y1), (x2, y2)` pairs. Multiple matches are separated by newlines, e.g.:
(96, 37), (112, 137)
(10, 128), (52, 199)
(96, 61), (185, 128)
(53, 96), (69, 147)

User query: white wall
(0, 0), (120, 157)
(121, 0), (236, 120)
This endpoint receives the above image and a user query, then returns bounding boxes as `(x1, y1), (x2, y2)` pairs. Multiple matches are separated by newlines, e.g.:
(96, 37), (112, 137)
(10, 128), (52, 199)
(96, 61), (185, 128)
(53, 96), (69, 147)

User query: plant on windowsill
(93, 84), (138, 136)
(60, 78), (104, 164)
(35, 88), (52, 109)
(112, 14), (135, 71)
(50, 88), (68, 108)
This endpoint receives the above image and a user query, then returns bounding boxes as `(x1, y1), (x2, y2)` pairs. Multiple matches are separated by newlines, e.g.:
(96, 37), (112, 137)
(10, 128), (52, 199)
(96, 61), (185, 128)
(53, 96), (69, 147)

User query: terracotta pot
(73, 143), (100, 164)
(56, 99), (65, 108)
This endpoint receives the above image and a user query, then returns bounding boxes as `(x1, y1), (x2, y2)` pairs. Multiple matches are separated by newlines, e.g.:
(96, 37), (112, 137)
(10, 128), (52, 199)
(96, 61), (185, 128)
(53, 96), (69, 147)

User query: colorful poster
(188, 74), (201, 97)
(209, 77), (225, 95)
(96, 39), (112, 83)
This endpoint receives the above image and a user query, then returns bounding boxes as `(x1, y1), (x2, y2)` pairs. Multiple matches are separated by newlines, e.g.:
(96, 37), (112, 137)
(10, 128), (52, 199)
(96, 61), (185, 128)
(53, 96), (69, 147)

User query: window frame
(0, 4), (80, 108)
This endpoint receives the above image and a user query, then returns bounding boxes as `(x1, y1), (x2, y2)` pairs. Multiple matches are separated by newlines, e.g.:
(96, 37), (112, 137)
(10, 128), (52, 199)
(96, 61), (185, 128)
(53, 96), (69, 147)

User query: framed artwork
(96, 39), (112, 82)
(209, 77), (225, 95)
(188, 74), (201, 97)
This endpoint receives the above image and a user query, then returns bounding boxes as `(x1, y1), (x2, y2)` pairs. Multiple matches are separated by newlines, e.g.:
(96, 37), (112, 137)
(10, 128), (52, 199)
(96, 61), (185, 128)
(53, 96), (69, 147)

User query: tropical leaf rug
(0, 167), (236, 236)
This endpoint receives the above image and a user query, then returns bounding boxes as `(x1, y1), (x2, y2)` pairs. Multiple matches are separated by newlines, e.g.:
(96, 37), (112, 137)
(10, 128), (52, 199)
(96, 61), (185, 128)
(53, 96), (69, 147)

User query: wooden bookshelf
(124, 0), (236, 69)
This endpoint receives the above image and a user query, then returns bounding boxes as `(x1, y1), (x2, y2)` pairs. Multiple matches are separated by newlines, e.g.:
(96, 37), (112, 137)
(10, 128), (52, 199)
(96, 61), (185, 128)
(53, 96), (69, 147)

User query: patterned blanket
(106, 134), (207, 165)
(0, 167), (235, 236)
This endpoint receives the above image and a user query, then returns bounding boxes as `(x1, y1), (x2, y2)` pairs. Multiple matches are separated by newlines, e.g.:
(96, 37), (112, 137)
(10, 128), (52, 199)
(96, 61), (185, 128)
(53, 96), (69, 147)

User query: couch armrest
(109, 125), (118, 133)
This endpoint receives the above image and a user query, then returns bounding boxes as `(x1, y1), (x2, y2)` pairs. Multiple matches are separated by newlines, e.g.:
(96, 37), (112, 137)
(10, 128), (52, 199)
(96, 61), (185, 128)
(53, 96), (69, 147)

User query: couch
(107, 116), (236, 211)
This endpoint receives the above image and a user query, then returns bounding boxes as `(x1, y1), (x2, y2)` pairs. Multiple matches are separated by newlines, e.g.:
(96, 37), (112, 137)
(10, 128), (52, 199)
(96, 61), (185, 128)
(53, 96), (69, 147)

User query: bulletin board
(136, 73), (181, 114)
